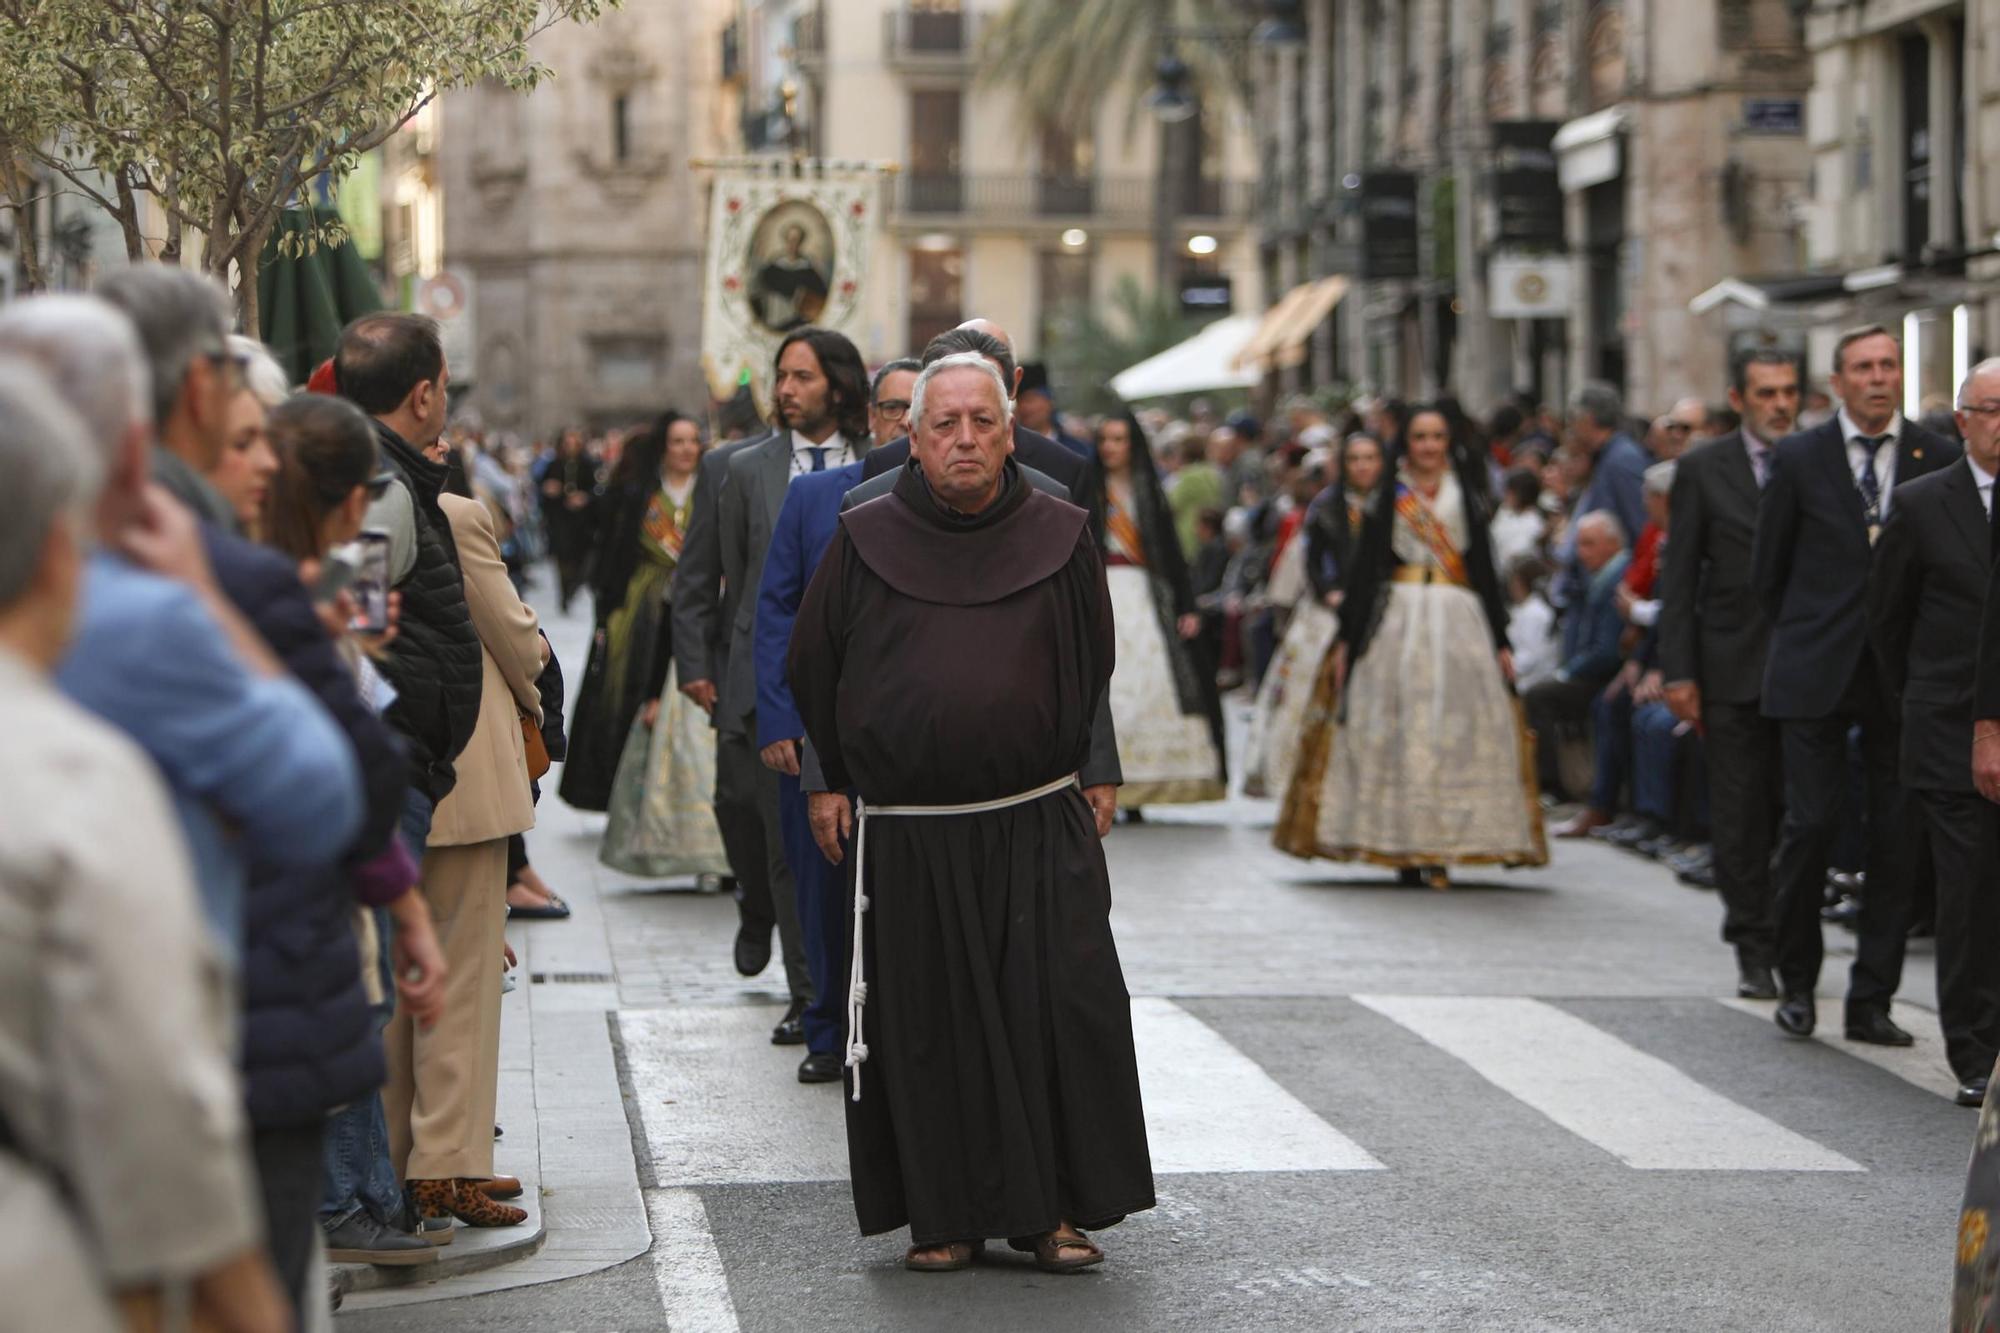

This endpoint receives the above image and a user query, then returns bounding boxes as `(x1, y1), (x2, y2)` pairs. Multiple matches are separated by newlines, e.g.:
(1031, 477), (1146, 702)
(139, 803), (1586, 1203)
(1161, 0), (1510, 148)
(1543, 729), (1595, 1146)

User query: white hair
(0, 294), (151, 465)
(0, 358), (102, 608)
(909, 352), (1015, 430)
(1643, 460), (1677, 497)
(1959, 358), (2000, 409)
(230, 334), (291, 409)
(1576, 509), (1627, 547)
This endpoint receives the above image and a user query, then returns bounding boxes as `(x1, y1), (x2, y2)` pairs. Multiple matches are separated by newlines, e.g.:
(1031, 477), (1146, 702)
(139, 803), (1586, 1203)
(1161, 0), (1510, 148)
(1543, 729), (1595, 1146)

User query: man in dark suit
(674, 328), (872, 1049)
(1752, 324), (1960, 1044)
(1869, 356), (2000, 1106)
(1659, 350), (1800, 1000)
(673, 422), (779, 981)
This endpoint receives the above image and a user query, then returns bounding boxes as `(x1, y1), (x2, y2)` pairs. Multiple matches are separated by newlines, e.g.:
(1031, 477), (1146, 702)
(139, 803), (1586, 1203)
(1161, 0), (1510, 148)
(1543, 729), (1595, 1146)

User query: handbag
(521, 714), (552, 780)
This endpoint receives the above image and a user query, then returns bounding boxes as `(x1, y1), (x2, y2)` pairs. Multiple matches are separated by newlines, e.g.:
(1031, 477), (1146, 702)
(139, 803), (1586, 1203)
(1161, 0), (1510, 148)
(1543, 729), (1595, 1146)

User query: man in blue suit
(751, 359), (920, 1083)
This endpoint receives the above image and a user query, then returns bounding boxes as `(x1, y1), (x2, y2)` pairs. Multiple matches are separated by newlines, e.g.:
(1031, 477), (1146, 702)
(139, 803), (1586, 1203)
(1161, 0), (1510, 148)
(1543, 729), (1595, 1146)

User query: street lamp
(1146, 52), (1198, 125)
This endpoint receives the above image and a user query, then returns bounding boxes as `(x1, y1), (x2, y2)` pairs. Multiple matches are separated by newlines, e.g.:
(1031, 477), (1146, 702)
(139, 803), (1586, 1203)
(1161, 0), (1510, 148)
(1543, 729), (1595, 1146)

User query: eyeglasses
(1662, 422), (1694, 434)
(1962, 403), (2000, 420)
(873, 399), (911, 418)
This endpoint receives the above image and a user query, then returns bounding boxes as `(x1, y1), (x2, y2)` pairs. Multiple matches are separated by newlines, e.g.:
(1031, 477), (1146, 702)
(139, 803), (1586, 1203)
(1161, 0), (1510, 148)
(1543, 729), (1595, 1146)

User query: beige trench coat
(427, 493), (546, 849)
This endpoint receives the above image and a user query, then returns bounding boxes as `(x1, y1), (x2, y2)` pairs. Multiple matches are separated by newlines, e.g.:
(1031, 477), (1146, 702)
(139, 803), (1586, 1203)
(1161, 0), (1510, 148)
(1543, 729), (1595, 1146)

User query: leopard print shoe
(406, 1177), (528, 1228)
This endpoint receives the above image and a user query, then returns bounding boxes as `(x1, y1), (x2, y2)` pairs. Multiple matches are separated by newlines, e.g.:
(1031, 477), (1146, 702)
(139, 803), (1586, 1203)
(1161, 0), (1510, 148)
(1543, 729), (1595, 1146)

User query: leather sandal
(903, 1240), (981, 1272)
(1010, 1226), (1103, 1274)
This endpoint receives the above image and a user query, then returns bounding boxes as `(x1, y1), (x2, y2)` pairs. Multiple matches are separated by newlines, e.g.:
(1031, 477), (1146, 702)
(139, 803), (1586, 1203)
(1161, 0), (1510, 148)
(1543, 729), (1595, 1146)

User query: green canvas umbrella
(258, 206), (384, 385)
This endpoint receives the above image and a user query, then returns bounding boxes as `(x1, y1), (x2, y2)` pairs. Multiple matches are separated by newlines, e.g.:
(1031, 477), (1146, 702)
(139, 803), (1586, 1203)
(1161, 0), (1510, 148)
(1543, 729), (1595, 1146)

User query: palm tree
(976, 0), (1245, 139)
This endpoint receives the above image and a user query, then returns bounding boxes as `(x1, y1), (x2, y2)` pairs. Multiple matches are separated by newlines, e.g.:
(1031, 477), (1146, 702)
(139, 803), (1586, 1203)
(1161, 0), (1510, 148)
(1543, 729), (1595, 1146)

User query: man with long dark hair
(680, 327), (871, 1049)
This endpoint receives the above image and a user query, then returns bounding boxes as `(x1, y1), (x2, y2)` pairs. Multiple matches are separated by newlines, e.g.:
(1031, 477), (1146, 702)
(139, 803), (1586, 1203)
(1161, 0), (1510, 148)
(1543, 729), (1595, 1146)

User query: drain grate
(530, 972), (614, 985)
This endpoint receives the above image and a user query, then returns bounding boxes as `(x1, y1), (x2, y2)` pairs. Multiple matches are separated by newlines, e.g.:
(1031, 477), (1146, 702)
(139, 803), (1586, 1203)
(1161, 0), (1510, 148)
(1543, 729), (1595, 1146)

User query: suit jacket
(1559, 550), (1632, 684)
(716, 434), (871, 738)
(1752, 415), (1958, 718)
(801, 458), (1124, 792)
(1657, 431), (1769, 703)
(429, 494), (545, 847)
(670, 433), (771, 695)
(862, 422), (1094, 515)
(1869, 460), (1991, 791)
(756, 461), (866, 750)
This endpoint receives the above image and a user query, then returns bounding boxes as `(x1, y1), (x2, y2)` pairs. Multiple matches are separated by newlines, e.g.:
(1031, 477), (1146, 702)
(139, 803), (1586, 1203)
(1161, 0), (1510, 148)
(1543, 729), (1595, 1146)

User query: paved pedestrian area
(337, 576), (1971, 1332)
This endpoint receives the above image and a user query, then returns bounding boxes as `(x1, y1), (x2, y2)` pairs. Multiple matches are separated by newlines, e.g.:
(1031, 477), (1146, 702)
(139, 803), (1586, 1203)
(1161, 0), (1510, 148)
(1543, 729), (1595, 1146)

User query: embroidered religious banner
(699, 158), (885, 403)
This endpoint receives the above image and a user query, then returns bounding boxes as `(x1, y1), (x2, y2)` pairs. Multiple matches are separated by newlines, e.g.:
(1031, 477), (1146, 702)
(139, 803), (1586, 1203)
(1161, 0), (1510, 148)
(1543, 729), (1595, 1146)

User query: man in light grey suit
(680, 326), (873, 1047)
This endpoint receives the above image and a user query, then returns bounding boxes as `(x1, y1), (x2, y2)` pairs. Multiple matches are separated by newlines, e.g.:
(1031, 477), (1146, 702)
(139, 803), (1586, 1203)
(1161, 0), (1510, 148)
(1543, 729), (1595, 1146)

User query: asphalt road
(338, 566), (1973, 1333)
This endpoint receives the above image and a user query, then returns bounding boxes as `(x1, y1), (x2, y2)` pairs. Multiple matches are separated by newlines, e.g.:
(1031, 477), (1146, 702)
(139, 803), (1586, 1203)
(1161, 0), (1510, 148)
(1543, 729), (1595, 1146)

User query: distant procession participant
(1244, 430), (1384, 798)
(1086, 411), (1228, 811)
(1275, 404), (1547, 883)
(788, 353), (1154, 1273)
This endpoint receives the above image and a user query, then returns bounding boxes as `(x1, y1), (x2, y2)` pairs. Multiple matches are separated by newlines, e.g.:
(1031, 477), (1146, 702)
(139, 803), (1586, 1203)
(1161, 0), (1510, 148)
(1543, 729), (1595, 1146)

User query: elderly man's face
(1958, 367), (2000, 476)
(913, 366), (1014, 511)
(1576, 520), (1619, 573)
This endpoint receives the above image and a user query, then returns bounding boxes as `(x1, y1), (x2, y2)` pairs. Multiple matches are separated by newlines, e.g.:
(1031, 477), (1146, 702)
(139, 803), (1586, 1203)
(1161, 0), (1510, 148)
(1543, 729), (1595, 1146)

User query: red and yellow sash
(1394, 483), (1468, 587)
(643, 487), (688, 564)
(1105, 499), (1147, 567)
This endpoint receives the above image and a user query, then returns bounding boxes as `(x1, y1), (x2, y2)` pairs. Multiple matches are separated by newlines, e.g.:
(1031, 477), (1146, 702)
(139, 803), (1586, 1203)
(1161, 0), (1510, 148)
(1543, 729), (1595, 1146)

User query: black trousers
(252, 1121), (325, 1323)
(1702, 699), (1780, 962)
(1770, 669), (1911, 1012)
(1915, 788), (2000, 1081)
(715, 729), (810, 1002)
(1524, 675), (1603, 801)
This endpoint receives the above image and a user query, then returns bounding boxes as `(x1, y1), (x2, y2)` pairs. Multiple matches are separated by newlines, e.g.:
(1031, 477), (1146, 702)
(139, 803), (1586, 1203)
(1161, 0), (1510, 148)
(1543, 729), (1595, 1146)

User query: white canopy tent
(1109, 314), (1262, 402)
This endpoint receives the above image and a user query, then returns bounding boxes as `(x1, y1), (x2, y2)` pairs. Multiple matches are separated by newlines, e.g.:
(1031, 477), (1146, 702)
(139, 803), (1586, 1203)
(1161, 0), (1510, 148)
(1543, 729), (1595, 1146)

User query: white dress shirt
(789, 429), (852, 480)
(1838, 406), (1902, 518)
(1970, 455), (1997, 519)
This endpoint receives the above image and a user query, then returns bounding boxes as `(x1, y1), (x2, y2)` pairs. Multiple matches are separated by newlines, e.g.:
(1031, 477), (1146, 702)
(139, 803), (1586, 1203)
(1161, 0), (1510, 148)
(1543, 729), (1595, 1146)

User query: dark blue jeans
(1590, 686), (1633, 814)
(777, 772), (844, 1056)
(320, 787), (433, 1224)
(1630, 701), (1681, 824)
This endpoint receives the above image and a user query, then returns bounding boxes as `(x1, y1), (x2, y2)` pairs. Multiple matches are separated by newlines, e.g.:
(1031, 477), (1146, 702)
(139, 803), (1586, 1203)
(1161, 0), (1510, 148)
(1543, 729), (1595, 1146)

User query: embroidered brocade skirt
(1275, 580), (1547, 868)
(1243, 598), (1340, 799)
(598, 660), (731, 879)
(1104, 565), (1226, 807)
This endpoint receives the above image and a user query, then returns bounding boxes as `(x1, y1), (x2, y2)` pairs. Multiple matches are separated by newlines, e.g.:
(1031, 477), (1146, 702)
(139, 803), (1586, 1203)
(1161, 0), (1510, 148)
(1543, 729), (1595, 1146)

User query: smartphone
(350, 530), (392, 634)
(312, 548), (361, 604)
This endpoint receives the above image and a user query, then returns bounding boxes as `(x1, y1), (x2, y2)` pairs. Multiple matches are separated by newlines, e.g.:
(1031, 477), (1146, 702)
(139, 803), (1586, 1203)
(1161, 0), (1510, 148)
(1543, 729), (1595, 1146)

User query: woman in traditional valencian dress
(1244, 431), (1385, 797)
(1088, 412), (1227, 811)
(1275, 405), (1546, 884)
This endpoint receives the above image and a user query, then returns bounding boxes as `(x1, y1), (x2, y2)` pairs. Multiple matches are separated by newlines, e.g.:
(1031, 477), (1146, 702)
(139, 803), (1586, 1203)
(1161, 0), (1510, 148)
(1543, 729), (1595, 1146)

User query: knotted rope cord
(845, 772), (1081, 1102)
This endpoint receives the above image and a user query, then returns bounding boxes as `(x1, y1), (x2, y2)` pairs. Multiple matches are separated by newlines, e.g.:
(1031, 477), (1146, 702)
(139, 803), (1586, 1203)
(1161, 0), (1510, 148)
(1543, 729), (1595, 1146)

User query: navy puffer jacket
(205, 528), (406, 1129)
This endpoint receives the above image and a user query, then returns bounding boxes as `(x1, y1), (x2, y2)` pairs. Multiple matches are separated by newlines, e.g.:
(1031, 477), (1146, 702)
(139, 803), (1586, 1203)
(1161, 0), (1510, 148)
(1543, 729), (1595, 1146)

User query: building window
(908, 246), (963, 354)
(908, 90), (963, 212)
(612, 93), (632, 163)
(590, 334), (665, 395)
(1039, 122), (1095, 215)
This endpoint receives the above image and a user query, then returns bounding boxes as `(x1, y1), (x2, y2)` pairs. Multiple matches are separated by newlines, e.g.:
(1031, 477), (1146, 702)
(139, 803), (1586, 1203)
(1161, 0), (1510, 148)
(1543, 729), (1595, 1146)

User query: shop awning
(1554, 104), (1632, 192)
(1233, 275), (1349, 373)
(1109, 314), (1262, 401)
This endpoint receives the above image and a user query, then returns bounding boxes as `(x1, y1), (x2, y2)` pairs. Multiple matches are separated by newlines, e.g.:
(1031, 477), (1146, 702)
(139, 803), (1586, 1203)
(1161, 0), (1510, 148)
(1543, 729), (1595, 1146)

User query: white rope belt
(845, 771), (1080, 1103)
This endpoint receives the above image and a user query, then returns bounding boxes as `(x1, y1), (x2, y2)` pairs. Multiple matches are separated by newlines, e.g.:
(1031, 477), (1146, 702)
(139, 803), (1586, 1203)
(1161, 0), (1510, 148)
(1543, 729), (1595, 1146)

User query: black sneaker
(323, 1210), (440, 1266)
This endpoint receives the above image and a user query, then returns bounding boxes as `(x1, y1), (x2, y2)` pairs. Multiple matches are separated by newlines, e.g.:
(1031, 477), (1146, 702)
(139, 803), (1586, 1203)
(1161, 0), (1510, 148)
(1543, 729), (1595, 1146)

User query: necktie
(1750, 444), (1770, 490)
(1856, 436), (1885, 520)
(808, 446), (828, 473)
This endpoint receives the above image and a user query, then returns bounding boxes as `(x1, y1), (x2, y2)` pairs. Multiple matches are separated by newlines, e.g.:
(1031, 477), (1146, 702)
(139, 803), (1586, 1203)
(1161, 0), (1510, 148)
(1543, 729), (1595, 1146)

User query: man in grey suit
(679, 326), (873, 1046)
(1659, 349), (1798, 1002)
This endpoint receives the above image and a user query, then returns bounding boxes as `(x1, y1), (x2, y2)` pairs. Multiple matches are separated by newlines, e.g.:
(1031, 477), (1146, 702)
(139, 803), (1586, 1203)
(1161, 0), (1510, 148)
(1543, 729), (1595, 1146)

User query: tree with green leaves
(976, 0), (1244, 139)
(0, 0), (612, 325)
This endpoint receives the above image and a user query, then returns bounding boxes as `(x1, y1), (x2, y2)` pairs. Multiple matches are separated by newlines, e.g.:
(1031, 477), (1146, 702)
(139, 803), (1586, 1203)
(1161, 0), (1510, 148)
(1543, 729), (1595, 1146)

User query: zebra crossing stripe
(647, 1188), (740, 1332)
(1356, 995), (1864, 1172)
(1717, 997), (1961, 1102)
(1131, 997), (1385, 1173)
